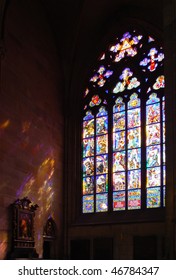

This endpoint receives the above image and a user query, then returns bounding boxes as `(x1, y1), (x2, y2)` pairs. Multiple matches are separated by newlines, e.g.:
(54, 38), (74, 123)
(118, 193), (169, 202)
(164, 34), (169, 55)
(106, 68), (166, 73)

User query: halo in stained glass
(128, 93), (140, 109)
(97, 106), (108, 117)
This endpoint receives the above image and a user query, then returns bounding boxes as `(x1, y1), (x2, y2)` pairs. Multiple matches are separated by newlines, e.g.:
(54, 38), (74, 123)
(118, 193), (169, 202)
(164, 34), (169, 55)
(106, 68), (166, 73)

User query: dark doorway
(43, 241), (51, 259)
(93, 237), (113, 260)
(133, 235), (157, 259)
(70, 239), (90, 260)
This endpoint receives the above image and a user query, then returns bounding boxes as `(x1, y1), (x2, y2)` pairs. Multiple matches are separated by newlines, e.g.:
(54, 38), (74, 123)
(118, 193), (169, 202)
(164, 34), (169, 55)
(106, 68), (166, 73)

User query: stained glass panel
(113, 172), (126, 191)
(96, 194), (108, 212)
(128, 170), (141, 189)
(113, 97), (125, 113)
(128, 148), (141, 170)
(127, 108), (141, 128)
(146, 124), (160, 146)
(127, 128), (141, 149)
(83, 195), (94, 213)
(146, 167), (161, 188)
(113, 112), (125, 131)
(113, 68), (140, 93)
(96, 117), (108, 135)
(113, 151), (126, 171)
(83, 138), (94, 158)
(96, 155), (108, 174)
(83, 157), (94, 176)
(128, 189), (141, 209)
(146, 145), (161, 167)
(83, 177), (94, 195)
(96, 174), (108, 193)
(147, 187), (161, 208)
(96, 135), (108, 154)
(83, 119), (94, 138)
(113, 191), (126, 211)
(113, 131), (126, 151)
(128, 93), (140, 109)
(146, 103), (160, 124)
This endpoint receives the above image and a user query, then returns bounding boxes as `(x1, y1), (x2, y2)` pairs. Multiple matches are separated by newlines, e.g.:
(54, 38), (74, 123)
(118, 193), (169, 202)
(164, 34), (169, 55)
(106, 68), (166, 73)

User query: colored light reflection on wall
(16, 155), (56, 257)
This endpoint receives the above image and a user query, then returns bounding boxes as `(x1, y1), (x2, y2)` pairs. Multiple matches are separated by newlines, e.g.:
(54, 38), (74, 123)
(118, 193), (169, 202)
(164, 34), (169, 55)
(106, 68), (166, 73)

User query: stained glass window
(82, 28), (165, 214)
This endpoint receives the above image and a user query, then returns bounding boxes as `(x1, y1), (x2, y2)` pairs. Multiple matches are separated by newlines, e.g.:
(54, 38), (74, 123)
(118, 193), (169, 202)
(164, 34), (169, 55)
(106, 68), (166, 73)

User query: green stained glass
(83, 195), (94, 213)
(147, 187), (160, 208)
(96, 194), (108, 212)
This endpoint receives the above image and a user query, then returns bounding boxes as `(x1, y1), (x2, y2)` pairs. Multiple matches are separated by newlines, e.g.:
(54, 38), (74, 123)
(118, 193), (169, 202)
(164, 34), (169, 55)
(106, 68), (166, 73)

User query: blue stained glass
(113, 97), (125, 113)
(96, 106), (108, 117)
(83, 138), (94, 158)
(147, 187), (160, 208)
(146, 93), (160, 105)
(127, 128), (141, 149)
(83, 111), (94, 120)
(96, 155), (108, 174)
(83, 195), (94, 213)
(96, 194), (108, 212)
(96, 174), (108, 193)
(113, 112), (125, 131)
(96, 116), (108, 135)
(113, 131), (126, 151)
(128, 170), (141, 189)
(83, 176), (94, 195)
(146, 145), (161, 167)
(96, 135), (108, 154)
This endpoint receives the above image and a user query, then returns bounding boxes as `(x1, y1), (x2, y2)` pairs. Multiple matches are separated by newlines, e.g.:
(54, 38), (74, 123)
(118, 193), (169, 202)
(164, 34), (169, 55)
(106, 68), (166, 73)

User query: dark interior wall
(0, 0), (64, 259)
